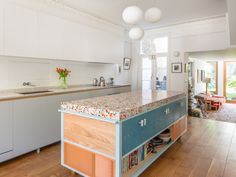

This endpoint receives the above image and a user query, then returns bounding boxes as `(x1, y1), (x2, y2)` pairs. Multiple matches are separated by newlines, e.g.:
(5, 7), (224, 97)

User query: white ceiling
(58, 0), (227, 29)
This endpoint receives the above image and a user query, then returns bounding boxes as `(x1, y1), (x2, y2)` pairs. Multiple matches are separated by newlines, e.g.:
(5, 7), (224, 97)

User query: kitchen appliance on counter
(109, 77), (114, 86)
(93, 78), (98, 86)
(98, 76), (106, 87)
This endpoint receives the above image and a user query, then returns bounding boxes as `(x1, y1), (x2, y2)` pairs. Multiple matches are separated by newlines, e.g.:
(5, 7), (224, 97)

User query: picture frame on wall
(171, 63), (182, 73)
(123, 58), (131, 70)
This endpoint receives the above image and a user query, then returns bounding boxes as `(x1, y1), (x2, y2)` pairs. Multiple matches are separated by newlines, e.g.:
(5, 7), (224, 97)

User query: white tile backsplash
(0, 55), (130, 90)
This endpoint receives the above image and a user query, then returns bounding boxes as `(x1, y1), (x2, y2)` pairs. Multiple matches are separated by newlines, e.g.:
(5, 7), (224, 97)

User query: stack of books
(122, 129), (172, 173)
(122, 141), (153, 173)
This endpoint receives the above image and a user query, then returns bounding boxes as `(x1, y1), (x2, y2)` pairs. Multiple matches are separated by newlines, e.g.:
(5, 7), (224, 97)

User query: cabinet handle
(143, 119), (147, 126)
(164, 108), (170, 115)
(139, 120), (144, 127)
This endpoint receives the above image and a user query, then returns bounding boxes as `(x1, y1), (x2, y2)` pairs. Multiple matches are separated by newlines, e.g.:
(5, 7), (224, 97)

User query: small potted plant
(56, 68), (71, 89)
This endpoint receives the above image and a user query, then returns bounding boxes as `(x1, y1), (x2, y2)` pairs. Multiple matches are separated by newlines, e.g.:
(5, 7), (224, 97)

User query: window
(224, 61), (236, 102)
(141, 37), (168, 90)
(206, 62), (218, 94)
(142, 57), (152, 90)
(156, 57), (168, 90)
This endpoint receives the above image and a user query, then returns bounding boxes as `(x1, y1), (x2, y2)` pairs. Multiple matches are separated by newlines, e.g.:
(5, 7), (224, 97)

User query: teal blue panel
(122, 97), (186, 156)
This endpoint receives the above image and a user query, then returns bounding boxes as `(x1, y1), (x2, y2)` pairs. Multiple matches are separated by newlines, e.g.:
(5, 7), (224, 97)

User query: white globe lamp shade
(129, 27), (144, 40)
(145, 8), (162, 23)
(122, 6), (143, 24)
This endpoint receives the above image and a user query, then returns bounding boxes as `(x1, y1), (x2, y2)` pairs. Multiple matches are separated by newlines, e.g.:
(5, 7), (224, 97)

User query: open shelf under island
(59, 90), (187, 177)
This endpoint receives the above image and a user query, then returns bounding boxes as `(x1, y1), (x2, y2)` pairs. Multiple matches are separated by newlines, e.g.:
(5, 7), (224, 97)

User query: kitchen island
(60, 90), (187, 177)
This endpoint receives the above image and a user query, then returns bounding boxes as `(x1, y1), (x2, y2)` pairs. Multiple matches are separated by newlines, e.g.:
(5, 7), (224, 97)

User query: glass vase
(60, 77), (68, 89)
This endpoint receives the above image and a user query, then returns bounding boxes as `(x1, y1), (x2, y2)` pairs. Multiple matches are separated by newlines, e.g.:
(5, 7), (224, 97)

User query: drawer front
(171, 98), (187, 122)
(122, 98), (186, 156)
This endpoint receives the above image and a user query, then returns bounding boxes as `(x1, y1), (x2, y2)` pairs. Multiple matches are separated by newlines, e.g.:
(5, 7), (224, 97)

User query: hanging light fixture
(145, 7), (162, 23)
(122, 2), (162, 40)
(129, 26), (144, 40)
(122, 6), (143, 25)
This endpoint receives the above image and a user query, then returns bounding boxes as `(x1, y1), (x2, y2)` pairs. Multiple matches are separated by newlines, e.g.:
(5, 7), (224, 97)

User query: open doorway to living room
(187, 49), (236, 123)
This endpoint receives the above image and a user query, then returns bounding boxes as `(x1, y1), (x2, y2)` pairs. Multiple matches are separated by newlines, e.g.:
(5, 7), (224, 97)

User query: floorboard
(0, 117), (235, 177)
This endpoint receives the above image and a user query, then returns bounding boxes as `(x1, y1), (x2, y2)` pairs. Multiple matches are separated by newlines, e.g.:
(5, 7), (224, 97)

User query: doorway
(224, 61), (236, 103)
(141, 36), (169, 90)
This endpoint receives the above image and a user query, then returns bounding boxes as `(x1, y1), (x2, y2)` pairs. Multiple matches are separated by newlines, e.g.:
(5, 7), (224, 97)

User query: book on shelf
(122, 133), (171, 174)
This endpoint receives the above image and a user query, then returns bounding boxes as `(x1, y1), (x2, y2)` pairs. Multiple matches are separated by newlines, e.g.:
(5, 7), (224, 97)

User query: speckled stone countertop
(61, 90), (186, 120)
(0, 85), (130, 101)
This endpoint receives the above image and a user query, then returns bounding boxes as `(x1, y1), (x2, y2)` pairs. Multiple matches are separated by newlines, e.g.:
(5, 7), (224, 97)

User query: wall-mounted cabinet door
(0, 101), (13, 155)
(0, 0), (4, 55)
(4, 2), (38, 58)
(92, 29), (124, 63)
(37, 12), (64, 60)
(62, 20), (124, 63)
(62, 21), (90, 61)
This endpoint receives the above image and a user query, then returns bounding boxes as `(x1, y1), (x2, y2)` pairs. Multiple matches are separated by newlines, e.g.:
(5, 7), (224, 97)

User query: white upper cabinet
(62, 21), (87, 61)
(62, 21), (124, 63)
(93, 29), (124, 63)
(0, 0), (4, 55)
(4, 2), (38, 57)
(2, 1), (124, 63)
(37, 13), (64, 60)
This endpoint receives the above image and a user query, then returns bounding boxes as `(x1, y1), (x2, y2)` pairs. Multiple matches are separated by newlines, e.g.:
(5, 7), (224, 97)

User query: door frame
(223, 61), (236, 103)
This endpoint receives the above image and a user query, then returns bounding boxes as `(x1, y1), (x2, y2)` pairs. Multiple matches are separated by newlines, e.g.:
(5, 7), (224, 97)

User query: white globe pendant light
(122, 6), (143, 24)
(145, 7), (162, 23)
(129, 27), (144, 40)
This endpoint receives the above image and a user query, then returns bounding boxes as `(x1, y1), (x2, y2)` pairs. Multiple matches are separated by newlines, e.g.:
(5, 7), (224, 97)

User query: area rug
(205, 103), (236, 123)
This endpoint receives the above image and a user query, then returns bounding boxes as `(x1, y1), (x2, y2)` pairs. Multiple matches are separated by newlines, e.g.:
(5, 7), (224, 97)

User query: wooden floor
(1, 117), (236, 177)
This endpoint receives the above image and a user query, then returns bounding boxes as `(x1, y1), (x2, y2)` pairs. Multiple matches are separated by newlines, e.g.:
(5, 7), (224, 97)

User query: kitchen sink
(17, 90), (53, 95)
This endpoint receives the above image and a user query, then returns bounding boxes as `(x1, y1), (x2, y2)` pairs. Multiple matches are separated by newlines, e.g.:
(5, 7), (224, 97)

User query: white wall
(227, 0), (236, 47)
(190, 58), (208, 94)
(131, 17), (229, 92)
(0, 56), (130, 90)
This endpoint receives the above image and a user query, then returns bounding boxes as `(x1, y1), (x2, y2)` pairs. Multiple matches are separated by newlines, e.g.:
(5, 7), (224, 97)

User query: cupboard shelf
(123, 141), (174, 177)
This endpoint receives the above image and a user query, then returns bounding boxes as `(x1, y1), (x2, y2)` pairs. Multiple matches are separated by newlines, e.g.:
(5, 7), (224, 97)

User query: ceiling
(57, 0), (227, 29)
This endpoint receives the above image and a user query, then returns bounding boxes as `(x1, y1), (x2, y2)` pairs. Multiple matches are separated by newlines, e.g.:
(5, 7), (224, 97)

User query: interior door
(224, 61), (236, 103)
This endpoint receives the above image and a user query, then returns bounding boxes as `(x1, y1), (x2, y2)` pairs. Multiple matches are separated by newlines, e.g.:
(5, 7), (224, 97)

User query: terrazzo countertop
(0, 85), (130, 101)
(61, 90), (186, 120)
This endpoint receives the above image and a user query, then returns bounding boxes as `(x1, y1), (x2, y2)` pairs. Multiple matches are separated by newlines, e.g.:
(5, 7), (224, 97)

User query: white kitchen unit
(4, 1), (38, 57)
(37, 12), (64, 60)
(0, 86), (131, 163)
(13, 96), (58, 156)
(0, 102), (13, 155)
(61, 16), (124, 63)
(0, 0), (4, 55)
(2, 0), (124, 63)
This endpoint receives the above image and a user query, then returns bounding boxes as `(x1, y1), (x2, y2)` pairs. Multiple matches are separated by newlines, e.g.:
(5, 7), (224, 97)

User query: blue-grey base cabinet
(0, 102), (13, 155)
(0, 86), (130, 163)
